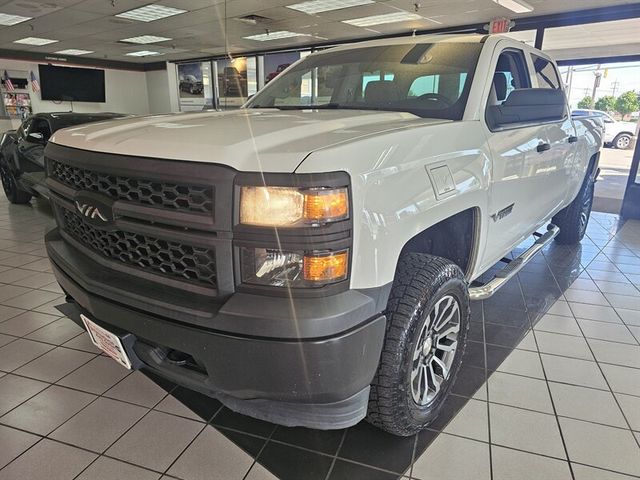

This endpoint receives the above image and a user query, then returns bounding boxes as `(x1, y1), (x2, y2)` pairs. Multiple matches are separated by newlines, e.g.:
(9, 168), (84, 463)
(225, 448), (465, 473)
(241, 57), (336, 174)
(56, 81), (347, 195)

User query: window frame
(483, 47), (534, 133)
(530, 53), (562, 90)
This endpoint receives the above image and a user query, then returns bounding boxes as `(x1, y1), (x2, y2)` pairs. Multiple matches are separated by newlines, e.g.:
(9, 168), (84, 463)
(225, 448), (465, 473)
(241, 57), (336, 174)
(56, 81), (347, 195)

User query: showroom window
(531, 54), (562, 89)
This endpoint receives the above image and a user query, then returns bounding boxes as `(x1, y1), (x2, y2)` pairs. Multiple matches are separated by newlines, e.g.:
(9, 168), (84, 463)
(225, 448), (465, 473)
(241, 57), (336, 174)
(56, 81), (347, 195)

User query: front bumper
(46, 227), (386, 429)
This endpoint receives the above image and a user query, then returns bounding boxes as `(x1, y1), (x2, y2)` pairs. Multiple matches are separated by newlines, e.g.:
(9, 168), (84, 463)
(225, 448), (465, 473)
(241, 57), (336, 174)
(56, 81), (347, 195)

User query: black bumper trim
(53, 261), (386, 429)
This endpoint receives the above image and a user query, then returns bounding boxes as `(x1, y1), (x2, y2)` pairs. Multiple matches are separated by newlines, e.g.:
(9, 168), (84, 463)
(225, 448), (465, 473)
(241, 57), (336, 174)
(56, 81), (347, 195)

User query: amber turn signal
(303, 250), (349, 283)
(303, 189), (349, 223)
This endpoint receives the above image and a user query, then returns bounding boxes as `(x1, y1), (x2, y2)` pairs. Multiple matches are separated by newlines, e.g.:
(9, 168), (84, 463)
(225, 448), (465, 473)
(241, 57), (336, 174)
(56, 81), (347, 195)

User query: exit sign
(489, 17), (512, 34)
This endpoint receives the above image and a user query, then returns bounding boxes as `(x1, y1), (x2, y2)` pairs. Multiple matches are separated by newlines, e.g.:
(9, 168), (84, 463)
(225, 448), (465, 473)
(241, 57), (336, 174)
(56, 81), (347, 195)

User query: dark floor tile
(468, 320), (484, 343)
(338, 422), (414, 474)
(426, 394), (468, 431)
(470, 301), (483, 323)
(328, 460), (401, 480)
(218, 427), (267, 457)
(485, 344), (514, 371)
(211, 407), (277, 437)
(483, 305), (530, 329)
(451, 365), (486, 398)
(170, 386), (222, 422)
(483, 323), (528, 349)
(257, 442), (333, 480)
(271, 425), (345, 455)
(461, 340), (485, 369)
(413, 428), (439, 459)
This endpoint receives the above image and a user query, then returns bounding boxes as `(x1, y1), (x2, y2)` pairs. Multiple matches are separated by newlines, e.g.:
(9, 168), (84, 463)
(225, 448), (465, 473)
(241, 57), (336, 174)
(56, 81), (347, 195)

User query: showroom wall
(0, 58), (170, 117)
(145, 68), (173, 114)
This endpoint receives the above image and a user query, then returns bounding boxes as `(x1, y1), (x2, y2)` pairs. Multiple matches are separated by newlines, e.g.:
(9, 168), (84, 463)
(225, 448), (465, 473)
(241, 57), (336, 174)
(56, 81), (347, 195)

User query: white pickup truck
(43, 34), (603, 436)
(573, 108), (636, 149)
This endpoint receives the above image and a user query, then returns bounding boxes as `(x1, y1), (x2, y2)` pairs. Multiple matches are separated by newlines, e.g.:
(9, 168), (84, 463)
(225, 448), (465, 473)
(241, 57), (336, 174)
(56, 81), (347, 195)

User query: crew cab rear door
(529, 53), (577, 211)
(481, 46), (563, 269)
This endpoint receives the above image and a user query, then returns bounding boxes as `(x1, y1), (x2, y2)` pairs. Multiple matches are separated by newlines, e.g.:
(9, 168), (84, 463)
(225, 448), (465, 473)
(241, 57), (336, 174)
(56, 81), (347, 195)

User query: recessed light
(343, 11), (422, 27)
(492, 0), (534, 13)
(120, 35), (172, 44)
(55, 49), (94, 55)
(0, 13), (32, 25)
(14, 37), (59, 46)
(125, 50), (164, 57)
(116, 4), (187, 22)
(243, 31), (309, 41)
(287, 0), (375, 14)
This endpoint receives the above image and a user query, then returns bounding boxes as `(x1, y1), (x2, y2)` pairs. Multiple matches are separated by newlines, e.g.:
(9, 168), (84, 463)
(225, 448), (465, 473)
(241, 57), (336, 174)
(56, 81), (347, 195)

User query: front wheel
(0, 162), (32, 204)
(613, 133), (633, 150)
(366, 253), (469, 436)
(552, 168), (595, 244)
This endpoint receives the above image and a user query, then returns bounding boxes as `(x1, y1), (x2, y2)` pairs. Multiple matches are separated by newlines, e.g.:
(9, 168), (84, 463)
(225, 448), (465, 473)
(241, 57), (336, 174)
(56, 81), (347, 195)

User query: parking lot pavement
(594, 147), (634, 214)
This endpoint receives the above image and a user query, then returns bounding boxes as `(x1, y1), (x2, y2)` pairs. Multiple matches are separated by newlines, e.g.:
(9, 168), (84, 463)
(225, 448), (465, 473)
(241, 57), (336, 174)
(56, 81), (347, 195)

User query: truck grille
(61, 208), (217, 288)
(50, 160), (213, 214)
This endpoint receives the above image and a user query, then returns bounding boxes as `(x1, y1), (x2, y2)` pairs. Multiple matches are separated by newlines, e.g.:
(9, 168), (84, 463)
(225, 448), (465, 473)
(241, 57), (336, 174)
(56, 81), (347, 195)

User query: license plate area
(81, 314), (133, 370)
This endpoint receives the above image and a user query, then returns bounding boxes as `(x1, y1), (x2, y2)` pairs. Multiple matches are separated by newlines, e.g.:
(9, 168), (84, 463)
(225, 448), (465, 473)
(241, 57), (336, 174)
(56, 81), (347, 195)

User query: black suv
(0, 112), (125, 204)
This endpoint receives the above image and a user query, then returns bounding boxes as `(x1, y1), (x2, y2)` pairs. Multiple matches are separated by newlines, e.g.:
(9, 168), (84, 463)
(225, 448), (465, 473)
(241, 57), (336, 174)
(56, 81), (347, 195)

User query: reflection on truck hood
(49, 109), (448, 173)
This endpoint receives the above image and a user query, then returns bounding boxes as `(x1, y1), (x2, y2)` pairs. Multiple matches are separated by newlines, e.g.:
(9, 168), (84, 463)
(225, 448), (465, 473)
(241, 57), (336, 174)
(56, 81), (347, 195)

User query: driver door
(481, 48), (553, 271)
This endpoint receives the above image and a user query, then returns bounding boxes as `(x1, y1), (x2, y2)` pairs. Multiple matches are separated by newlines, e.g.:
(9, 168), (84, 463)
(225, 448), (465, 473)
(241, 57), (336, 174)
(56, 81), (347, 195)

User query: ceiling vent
(235, 14), (271, 25)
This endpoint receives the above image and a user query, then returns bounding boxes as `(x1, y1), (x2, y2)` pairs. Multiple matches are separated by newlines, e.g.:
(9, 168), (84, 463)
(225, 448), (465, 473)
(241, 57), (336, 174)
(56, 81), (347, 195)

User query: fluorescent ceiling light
(0, 13), (32, 25)
(121, 35), (171, 44)
(125, 50), (164, 57)
(492, 0), (533, 13)
(55, 49), (94, 55)
(287, 0), (374, 14)
(343, 11), (422, 27)
(116, 4), (187, 22)
(14, 37), (58, 46)
(244, 31), (309, 41)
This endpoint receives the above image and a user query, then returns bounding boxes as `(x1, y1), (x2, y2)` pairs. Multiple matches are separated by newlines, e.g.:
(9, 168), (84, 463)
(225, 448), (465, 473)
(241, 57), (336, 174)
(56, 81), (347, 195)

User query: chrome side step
(469, 224), (560, 301)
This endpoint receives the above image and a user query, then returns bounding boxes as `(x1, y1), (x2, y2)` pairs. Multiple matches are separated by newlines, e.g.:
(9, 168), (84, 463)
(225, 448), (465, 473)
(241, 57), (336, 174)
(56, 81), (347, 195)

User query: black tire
(552, 168), (594, 245)
(367, 253), (469, 436)
(613, 133), (633, 150)
(0, 162), (32, 204)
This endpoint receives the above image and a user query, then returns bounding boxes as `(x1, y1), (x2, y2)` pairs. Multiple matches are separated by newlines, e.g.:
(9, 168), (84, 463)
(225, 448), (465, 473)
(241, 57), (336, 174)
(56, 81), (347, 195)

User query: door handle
(536, 143), (551, 153)
(568, 136), (578, 143)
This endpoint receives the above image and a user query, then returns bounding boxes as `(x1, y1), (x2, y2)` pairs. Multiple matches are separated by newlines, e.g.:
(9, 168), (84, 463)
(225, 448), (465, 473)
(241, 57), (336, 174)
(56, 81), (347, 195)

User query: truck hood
(49, 109), (447, 173)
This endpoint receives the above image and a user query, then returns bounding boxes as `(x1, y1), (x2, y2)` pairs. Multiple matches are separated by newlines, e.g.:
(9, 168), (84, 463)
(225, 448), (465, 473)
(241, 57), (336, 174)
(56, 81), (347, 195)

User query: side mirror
(488, 88), (567, 129)
(27, 132), (44, 143)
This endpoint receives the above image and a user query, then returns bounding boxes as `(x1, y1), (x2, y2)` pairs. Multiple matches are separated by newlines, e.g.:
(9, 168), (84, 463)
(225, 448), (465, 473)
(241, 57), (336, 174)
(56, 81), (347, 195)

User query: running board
(469, 224), (560, 301)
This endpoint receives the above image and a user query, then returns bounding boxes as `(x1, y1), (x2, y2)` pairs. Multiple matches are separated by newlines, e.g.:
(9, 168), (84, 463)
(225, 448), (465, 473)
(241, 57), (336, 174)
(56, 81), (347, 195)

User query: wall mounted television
(38, 64), (106, 102)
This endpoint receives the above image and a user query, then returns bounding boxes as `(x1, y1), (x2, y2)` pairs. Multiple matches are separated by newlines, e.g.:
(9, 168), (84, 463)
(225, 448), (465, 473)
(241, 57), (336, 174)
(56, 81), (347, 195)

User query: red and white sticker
(81, 314), (132, 370)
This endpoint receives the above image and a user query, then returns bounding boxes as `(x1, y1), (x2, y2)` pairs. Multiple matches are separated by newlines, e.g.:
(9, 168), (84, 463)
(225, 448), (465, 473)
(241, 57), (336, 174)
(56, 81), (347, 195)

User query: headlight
(240, 186), (348, 227)
(240, 247), (348, 287)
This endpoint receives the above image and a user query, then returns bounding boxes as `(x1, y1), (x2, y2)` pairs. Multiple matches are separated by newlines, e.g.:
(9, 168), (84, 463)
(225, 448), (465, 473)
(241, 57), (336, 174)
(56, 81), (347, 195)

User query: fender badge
(491, 203), (514, 222)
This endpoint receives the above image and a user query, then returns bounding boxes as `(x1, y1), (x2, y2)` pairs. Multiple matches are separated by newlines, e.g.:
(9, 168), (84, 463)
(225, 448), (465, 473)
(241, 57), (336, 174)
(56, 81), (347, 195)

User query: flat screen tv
(38, 65), (106, 102)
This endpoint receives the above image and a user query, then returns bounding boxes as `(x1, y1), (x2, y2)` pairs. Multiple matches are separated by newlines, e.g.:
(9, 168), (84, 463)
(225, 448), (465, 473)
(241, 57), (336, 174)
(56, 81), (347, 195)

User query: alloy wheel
(616, 136), (631, 149)
(0, 164), (14, 197)
(411, 295), (461, 406)
(579, 184), (593, 235)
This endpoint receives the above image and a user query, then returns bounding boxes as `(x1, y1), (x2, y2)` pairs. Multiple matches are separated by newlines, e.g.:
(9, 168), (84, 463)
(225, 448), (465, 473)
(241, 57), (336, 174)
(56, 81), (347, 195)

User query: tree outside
(594, 95), (617, 112)
(615, 91), (640, 119)
(577, 96), (593, 109)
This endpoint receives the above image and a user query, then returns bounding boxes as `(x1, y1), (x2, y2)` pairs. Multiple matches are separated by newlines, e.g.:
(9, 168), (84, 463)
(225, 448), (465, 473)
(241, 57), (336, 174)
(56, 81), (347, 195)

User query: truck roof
(313, 33), (488, 55)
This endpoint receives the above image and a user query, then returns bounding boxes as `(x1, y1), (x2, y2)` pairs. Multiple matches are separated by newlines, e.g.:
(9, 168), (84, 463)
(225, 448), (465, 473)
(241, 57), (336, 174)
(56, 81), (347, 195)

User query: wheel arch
(397, 207), (481, 280)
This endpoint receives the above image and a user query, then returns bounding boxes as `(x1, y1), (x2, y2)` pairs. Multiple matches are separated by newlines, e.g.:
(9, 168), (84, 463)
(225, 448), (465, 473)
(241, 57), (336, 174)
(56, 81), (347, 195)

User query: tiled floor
(1, 194), (640, 479)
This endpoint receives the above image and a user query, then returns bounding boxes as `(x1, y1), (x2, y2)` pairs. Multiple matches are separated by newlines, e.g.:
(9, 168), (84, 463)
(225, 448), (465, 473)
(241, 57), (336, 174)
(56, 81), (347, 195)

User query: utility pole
(611, 80), (620, 97)
(590, 64), (602, 109)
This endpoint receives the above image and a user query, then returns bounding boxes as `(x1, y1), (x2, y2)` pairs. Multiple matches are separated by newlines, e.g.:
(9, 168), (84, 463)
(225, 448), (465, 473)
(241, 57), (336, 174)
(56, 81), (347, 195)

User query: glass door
(621, 140), (640, 219)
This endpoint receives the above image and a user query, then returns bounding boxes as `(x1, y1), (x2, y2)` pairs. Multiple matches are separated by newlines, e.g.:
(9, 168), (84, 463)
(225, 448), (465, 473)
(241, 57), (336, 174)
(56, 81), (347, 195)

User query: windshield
(246, 42), (483, 120)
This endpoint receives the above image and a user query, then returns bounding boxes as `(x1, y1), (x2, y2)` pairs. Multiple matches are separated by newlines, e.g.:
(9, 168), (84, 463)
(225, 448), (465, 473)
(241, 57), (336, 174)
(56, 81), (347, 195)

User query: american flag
(30, 71), (40, 93)
(2, 71), (14, 91)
